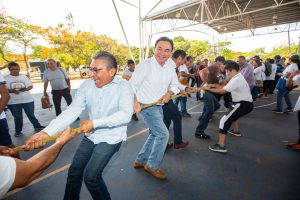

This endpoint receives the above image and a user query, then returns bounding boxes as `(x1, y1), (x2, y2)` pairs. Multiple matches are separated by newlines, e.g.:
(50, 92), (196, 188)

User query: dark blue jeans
(64, 136), (121, 200)
(251, 86), (258, 101)
(196, 91), (220, 134)
(0, 118), (12, 146)
(174, 96), (188, 114)
(163, 100), (182, 145)
(7, 101), (41, 134)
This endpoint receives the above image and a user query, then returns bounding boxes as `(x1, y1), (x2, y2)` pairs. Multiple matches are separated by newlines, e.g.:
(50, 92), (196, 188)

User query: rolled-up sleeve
(93, 82), (134, 128)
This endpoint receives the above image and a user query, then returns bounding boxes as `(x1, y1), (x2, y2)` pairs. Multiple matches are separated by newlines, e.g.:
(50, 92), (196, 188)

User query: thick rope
(13, 91), (195, 152)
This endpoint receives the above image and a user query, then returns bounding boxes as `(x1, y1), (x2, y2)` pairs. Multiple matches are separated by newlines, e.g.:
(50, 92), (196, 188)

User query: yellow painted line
(5, 102), (203, 198)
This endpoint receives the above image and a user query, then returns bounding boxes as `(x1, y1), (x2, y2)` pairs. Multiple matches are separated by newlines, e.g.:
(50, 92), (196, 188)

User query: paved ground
(3, 80), (300, 200)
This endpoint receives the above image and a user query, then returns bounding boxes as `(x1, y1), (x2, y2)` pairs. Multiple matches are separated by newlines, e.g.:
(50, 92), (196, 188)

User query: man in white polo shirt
(130, 37), (179, 180)
(202, 61), (253, 153)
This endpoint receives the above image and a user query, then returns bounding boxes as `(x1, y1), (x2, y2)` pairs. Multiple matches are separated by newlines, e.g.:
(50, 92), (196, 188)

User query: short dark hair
(154, 36), (174, 51)
(92, 51), (117, 70)
(215, 56), (225, 63)
(172, 50), (186, 59)
(269, 59), (275, 64)
(127, 59), (135, 66)
(203, 58), (208, 62)
(186, 56), (193, 61)
(225, 61), (240, 72)
(8, 61), (19, 69)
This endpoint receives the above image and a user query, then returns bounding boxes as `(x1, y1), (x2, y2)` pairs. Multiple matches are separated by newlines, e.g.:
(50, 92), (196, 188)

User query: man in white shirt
(164, 50), (189, 149)
(175, 56), (194, 117)
(5, 62), (44, 137)
(130, 37), (179, 180)
(122, 59), (138, 121)
(202, 61), (253, 153)
(44, 59), (73, 116)
(24, 51), (134, 200)
(0, 127), (75, 199)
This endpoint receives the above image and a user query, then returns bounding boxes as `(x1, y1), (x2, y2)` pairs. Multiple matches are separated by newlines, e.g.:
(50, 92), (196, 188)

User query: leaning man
(25, 51), (134, 200)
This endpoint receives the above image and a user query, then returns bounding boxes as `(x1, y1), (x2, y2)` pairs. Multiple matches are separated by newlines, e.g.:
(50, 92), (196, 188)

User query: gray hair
(92, 51), (117, 70)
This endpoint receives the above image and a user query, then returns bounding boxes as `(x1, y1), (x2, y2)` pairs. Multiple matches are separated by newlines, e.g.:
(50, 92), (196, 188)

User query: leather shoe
(166, 143), (173, 149)
(133, 161), (145, 169)
(174, 141), (189, 149)
(144, 164), (167, 180)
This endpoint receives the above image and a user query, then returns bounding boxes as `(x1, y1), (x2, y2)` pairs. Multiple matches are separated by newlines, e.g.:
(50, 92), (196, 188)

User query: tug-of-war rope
(13, 91), (195, 152)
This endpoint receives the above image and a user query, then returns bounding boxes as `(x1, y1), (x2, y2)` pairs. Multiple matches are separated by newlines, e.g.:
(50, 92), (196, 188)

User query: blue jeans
(136, 105), (169, 169)
(276, 89), (292, 111)
(7, 101), (42, 134)
(196, 91), (220, 133)
(174, 96), (188, 114)
(64, 136), (121, 200)
(0, 118), (12, 146)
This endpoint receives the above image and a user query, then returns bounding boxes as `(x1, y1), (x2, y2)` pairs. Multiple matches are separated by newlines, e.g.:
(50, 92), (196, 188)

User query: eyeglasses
(89, 67), (104, 73)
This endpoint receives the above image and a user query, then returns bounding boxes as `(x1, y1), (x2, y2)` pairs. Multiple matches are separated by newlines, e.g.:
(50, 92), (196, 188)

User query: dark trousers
(263, 80), (274, 96)
(251, 86), (258, 101)
(191, 77), (201, 100)
(52, 88), (72, 116)
(7, 101), (41, 134)
(219, 101), (253, 134)
(0, 118), (12, 146)
(64, 136), (121, 200)
(196, 91), (220, 134)
(163, 100), (182, 145)
(215, 92), (232, 108)
(298, 111), (300, 143)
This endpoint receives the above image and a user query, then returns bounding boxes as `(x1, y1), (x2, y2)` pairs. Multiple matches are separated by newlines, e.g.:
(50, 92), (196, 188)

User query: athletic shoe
(272, 109), (284, 114)
(34, 126), (45, 132)
(195, 132), (210, 139)
(284, 108), (293, 113)
(208, 143), (227, 153)
(228, 129), (242, 137)
(14, 132), (23, 137)
(182, 112), (191, 117)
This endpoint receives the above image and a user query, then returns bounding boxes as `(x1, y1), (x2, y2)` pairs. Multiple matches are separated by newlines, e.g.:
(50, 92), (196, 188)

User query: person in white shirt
(253, 58), (266, 98)
(5, 62), (44, 137)
(286, 70), (300, 150)
(122, 59), (138, 121)
(273, 55), (300, 114)
(175, 56), (194, 117)
(0, 127), (76, 199)
(43, 59), (73, 116)
(122, 59), (135, 80)
(202, 61), (253, 153)
(130, 37), (179, 180)
(24, 51), (134, 200)
(164, 50), (189, 149)
(263, 59), (277, 97)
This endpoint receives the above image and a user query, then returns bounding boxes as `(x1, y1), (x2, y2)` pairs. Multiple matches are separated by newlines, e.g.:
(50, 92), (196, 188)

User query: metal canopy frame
(113, 0), (300, 61)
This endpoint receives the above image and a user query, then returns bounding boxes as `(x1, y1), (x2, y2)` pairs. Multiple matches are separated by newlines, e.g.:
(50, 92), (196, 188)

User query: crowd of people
(0, 36), (299, 199)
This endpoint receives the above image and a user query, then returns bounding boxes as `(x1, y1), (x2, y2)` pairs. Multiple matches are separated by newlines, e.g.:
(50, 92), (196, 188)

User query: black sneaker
(195, 132), (210, 139)
(272, 109), (284, 114)
(132, 113), (138, 121)
(14, 132), (23, 137)
(34, 126), (45, 132)
(284, 108), (293, 113)
(228, 129), (242, 137)
(208, 143), (227, 153)
(182, 112), (191, 117)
